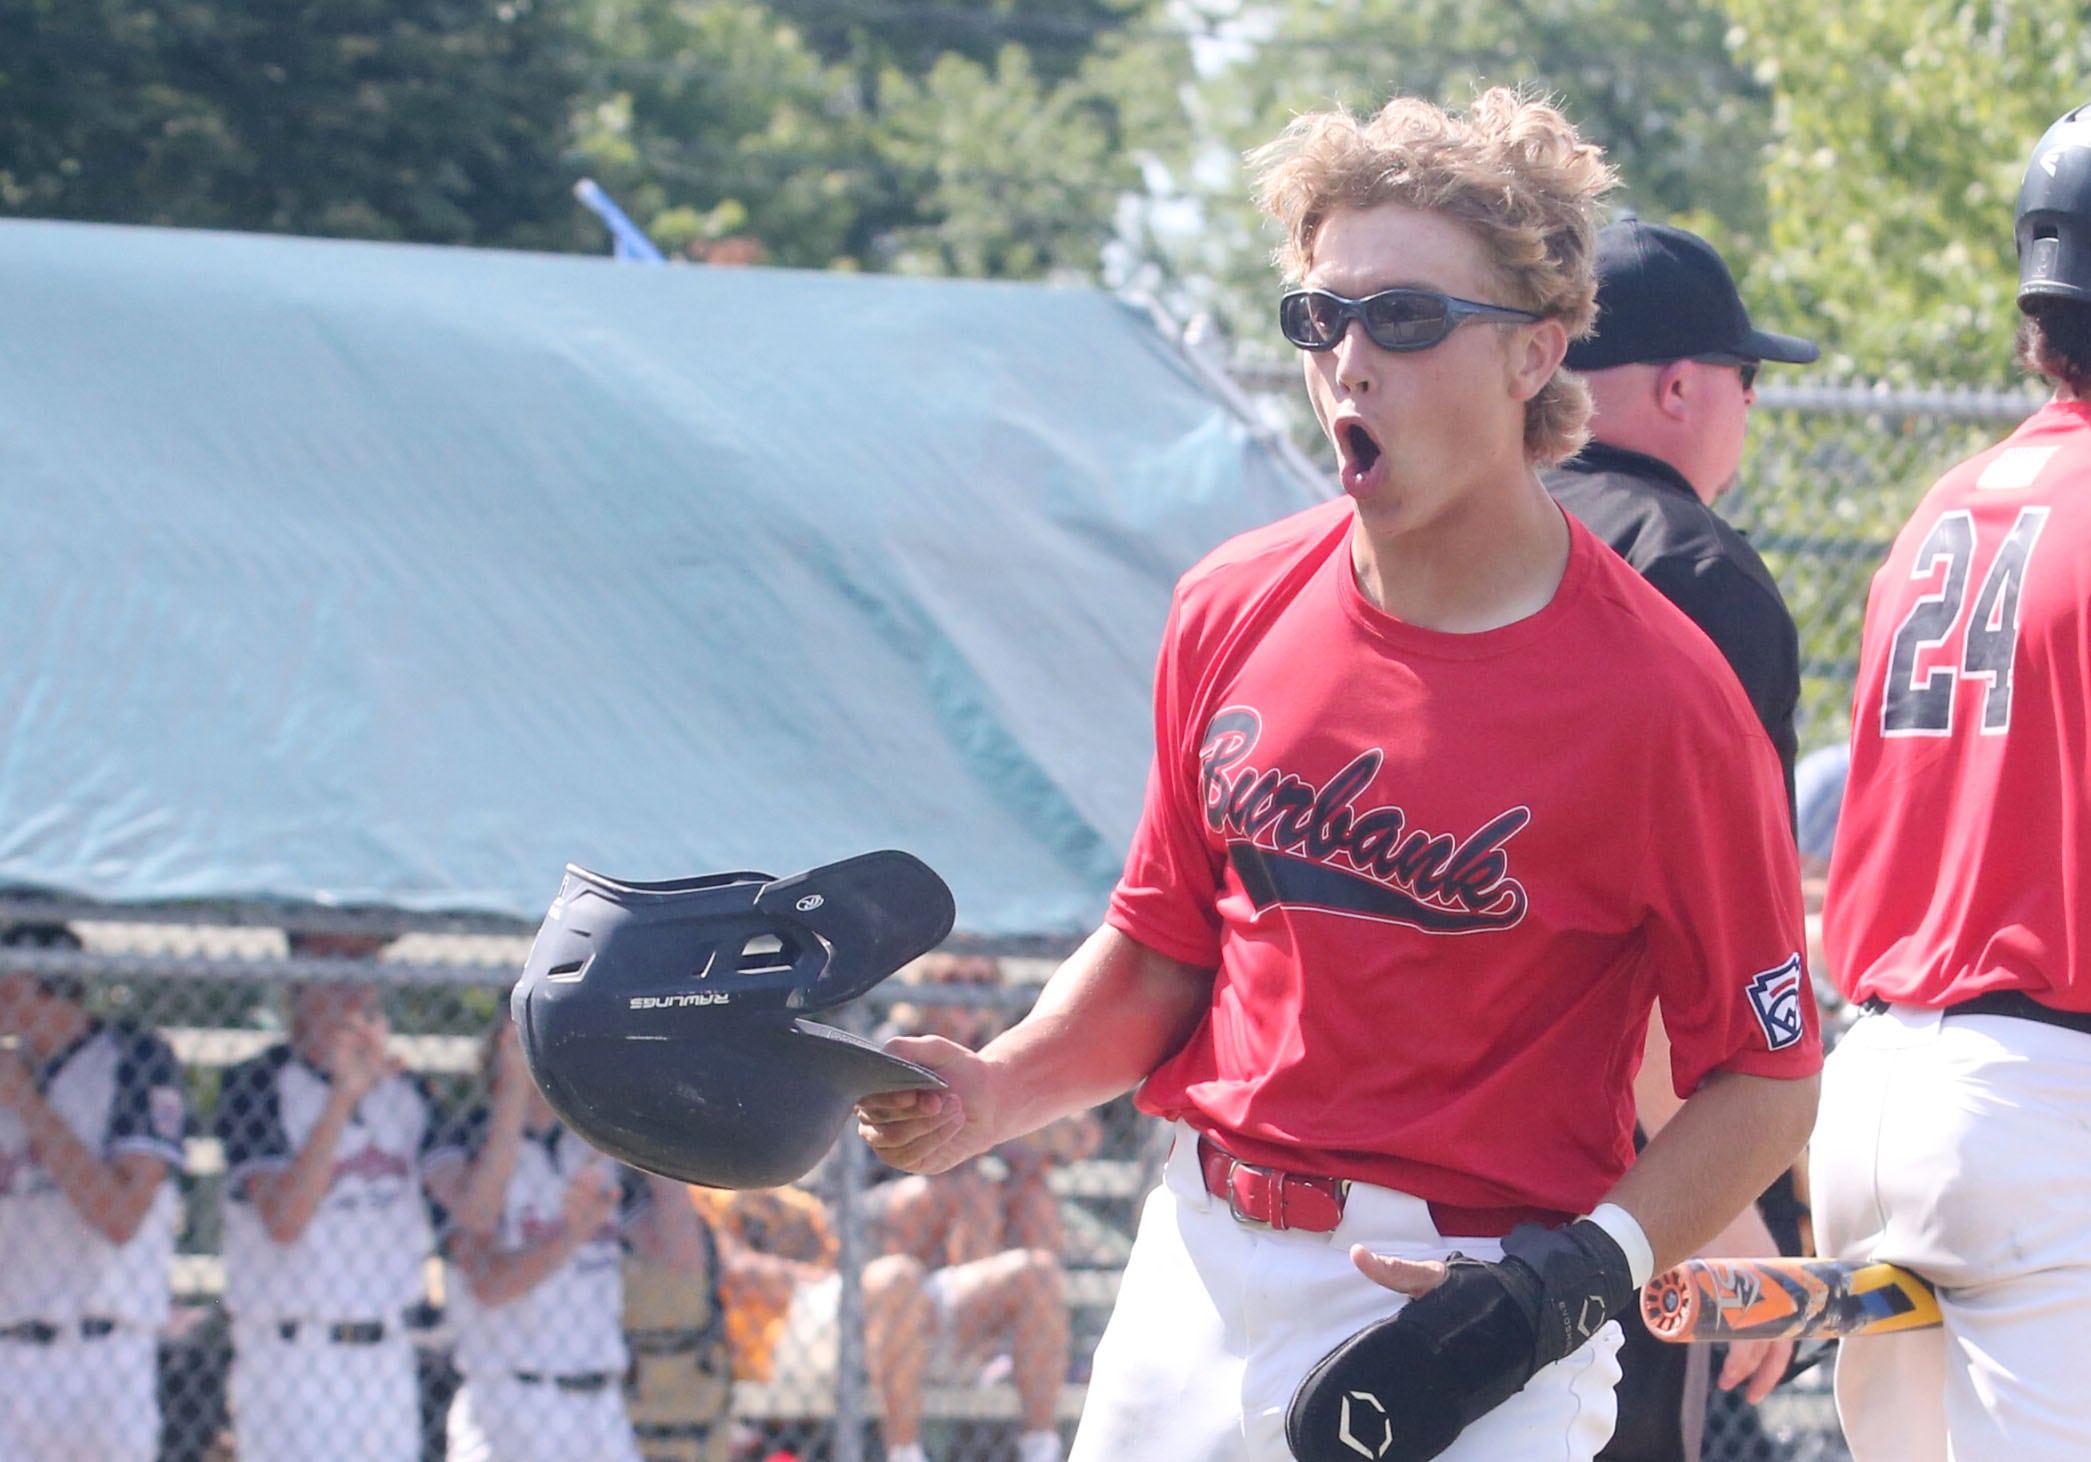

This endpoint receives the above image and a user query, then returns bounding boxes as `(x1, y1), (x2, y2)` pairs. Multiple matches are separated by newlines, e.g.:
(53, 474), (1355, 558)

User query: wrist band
(1586, 1202), (1655, 1289)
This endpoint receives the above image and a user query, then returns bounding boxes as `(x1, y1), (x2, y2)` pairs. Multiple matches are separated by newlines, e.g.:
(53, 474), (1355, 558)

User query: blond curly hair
(1249, 88), (1619, 464)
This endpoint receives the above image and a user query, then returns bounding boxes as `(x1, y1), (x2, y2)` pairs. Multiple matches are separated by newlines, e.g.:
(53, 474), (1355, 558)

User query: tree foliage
(568, 0), (870, 266)
(1133, 0), (1770, 358)
(873, 44), (1136, 278)
(1, 0), (1188, 280)
(0, 0), (586, 248)
(569, 0), (1187, 274)
(1721, 0), (2091, 385)
(763, 0), (1151, 86)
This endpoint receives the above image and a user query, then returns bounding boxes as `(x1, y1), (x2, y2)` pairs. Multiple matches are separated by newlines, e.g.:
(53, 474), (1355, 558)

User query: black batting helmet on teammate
(2017, 101), (2091, 309)
(511, 850), (952, 1190)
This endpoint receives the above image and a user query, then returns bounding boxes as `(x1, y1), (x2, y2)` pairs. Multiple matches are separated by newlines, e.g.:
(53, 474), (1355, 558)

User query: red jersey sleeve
(1639, 708), (1822, 1097)
(1106, 592), (1226, 969)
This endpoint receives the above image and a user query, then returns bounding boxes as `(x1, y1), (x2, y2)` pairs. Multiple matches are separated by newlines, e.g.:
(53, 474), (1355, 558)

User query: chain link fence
(0, 385), (2041, 1462)
(0, 917), (1151, 1462)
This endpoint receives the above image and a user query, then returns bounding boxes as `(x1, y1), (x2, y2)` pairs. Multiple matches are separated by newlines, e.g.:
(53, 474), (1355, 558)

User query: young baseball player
(214, 932), (445, 1462)
(426, 1015), (710, 1462)
(1811, 100), (2091, 1462)
(859, 89), (1821, 1462)
(0, 923), (189, 1462)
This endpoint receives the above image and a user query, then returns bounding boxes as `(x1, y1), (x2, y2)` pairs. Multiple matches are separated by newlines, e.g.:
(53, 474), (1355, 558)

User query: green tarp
(0, 219), (1323, 938)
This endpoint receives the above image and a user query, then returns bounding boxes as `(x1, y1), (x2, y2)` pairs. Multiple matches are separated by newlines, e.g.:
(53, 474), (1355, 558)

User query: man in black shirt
(1546, 219), (1819, 1462)
(1548, 219), (1816, 811)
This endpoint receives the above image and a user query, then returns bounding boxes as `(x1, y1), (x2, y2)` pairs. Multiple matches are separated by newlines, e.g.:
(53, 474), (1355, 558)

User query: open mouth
(1343, 421), (1383, 474)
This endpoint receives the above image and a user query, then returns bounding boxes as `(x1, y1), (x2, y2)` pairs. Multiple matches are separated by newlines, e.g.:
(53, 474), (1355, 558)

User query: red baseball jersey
(1827, 398), (2091, 1013)
(1108, 498), (1817, 1218)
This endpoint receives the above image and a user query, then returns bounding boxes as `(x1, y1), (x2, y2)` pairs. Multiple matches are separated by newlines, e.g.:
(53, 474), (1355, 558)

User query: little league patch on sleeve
(1746, 955), (1807, 1050)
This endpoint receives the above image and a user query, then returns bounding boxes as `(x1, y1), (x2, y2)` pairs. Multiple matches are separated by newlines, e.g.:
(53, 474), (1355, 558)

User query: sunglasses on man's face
(1691, 355), (1760, 391)
(1279, 287), (1543, 354)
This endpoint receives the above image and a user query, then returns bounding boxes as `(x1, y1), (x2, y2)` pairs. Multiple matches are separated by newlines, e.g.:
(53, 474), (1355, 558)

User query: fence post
(831, 1008), (872, 1462)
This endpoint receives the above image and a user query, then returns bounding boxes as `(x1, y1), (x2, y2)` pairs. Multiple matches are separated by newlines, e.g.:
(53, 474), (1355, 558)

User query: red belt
(1197, 1136), (1348, 1232)
(1196, 1136), (1574, 1239)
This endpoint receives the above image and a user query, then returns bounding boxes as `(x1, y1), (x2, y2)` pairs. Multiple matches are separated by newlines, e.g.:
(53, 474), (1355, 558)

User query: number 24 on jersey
(1881, 506), (2051, 736)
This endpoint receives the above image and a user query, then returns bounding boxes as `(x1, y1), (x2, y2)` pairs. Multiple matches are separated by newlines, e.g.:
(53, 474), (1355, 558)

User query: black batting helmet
(512, 850), (953, 1190)
(2017, 101), (2091, 309)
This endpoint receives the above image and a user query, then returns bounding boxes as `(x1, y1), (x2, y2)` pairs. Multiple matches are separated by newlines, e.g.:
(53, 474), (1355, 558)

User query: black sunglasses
(1279, 287), (1543, 353)
(1692, 355), (1760, 390)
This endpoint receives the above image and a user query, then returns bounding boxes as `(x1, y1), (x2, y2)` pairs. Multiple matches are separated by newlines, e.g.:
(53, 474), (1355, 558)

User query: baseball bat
(1641, 1257), (1941, 1343)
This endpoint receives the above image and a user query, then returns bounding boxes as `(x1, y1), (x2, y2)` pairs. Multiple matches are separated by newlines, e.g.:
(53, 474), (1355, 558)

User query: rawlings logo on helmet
(628, 992), (731, 1009)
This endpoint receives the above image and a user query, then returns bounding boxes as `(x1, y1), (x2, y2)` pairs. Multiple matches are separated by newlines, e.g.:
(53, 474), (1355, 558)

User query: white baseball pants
(1068, 1123), (1622, 1461)
(230, 1319), (421, 1462)
(1811, 1004), (2091, 1461)
(447, 1371), (643, 1462)
(0, 1327), (158, 1462)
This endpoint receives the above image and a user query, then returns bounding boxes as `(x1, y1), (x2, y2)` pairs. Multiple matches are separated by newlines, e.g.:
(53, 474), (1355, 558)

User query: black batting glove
(1284, 1218), (1635, 1462)
(1500, 1217), (1638, 1369)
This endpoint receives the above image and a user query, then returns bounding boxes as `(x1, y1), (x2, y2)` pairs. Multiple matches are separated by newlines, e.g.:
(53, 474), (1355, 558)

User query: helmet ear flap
(2016, 102), (2091, 309)
(510, 851), (953, 1190)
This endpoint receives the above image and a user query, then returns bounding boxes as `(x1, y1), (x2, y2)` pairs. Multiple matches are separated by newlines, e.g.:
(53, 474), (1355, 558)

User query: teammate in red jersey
(1812, 101), (2091, 1462)
(860, 88), (1819, 1461)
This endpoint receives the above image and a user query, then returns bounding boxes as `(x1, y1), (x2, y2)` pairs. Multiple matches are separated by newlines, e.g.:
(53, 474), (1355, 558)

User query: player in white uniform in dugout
(0, 922), (189, 1462)
(427, 1013), (710, 1462)
(214, 932), (446, 1462)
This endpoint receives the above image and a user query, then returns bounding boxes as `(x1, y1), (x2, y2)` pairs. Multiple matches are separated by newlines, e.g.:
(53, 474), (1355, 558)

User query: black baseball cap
(1565, 220), (1819, 371)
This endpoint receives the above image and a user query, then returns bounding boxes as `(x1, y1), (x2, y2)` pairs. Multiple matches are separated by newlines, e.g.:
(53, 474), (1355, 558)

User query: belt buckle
(1239, 1158), (1351, 1232)
(1222, 1156), (1279, 1229)
(1221, 1162), (1262, 1229)
(1205, 1139), (1349, 1232)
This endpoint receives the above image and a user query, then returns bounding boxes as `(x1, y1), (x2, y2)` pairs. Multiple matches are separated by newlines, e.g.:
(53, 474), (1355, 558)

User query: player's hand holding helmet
(1285, 1219), (1635, 1462)
(854, 1032), (998, 1174)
